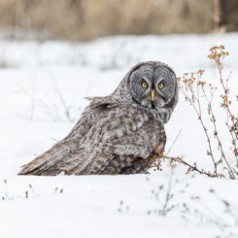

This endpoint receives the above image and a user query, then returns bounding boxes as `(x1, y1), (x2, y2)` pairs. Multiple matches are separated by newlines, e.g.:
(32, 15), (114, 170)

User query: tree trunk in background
(220, 0), (238, 31)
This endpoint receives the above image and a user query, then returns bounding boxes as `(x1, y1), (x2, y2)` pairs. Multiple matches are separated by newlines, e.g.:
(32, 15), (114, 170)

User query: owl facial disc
(128, 62), (178, 123)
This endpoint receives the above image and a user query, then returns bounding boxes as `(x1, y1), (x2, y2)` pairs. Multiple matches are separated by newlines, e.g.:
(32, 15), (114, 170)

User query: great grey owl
(19, 61), (178, 176)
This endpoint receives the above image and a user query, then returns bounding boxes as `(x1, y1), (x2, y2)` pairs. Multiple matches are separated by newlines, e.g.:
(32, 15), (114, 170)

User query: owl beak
(150, 89), (155, 102)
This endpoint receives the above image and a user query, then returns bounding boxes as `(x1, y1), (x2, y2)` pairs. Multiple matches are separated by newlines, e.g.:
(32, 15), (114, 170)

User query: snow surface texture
(0, 33), (238, 238)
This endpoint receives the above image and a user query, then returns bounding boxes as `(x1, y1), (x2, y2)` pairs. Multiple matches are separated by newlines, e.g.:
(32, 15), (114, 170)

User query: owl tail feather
(18, 141), (77, 176)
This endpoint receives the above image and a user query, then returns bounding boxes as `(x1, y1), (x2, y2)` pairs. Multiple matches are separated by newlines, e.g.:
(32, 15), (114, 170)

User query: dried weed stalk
(176, 45), (238, 179)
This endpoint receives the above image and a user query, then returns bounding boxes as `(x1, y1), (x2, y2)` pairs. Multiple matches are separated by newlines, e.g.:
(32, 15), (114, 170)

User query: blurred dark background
(0, 0), (237, 41)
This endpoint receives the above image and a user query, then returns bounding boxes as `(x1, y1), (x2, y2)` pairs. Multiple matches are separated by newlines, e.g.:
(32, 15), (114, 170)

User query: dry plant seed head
(220, 95), (231, 108)
(208, 45), (229, 62)
(197, 69), (205, 76)
(181, 71), (203, 88)
(198, 81), (206, 87)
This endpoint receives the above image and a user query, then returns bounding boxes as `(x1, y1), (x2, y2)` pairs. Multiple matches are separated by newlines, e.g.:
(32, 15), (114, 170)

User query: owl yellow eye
(158, 82), (165, 89)
(141, 81), (148, 89)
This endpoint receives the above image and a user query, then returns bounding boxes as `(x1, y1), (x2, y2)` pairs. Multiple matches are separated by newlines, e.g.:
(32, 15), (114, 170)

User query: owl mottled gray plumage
(19, 61), (178, 176)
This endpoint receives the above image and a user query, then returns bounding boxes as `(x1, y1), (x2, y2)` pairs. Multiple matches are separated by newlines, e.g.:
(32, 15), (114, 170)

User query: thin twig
(159, 155), (218, 178)
(166, 129), (182, 155)
(51, 73), (74, 122)
(183, 83), (217, 175)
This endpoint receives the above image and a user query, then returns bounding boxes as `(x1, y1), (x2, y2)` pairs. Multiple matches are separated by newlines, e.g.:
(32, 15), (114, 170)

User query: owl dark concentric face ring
(129, 62), (178, 123)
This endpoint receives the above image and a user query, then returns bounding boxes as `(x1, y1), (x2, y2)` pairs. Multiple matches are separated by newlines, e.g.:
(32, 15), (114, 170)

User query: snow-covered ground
(0, 33), (238, 238)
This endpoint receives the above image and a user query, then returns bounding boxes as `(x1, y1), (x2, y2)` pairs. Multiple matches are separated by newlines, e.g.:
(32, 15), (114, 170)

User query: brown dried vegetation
(0, 0), (215, 40)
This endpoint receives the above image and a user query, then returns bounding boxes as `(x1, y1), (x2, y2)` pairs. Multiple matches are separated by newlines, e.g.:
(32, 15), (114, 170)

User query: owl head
(113, 61), (178, 124)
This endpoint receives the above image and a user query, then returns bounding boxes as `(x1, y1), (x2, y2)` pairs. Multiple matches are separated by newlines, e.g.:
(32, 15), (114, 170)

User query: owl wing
(102, 120), (165, 175)
(19, 97), (165, 176)
(63, 96), (122, 142)
(75, 117), (166, 175)
(18, 96), (126, 176)
(18, 140), (78, 175)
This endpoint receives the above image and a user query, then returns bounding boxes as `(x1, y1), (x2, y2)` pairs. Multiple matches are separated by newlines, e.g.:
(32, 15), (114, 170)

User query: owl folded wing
(86, 120), (165, 175)
(18, 98), (165, 176)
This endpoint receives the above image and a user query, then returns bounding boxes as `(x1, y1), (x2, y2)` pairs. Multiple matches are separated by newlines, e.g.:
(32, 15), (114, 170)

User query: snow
(0, 33), (238, 237)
